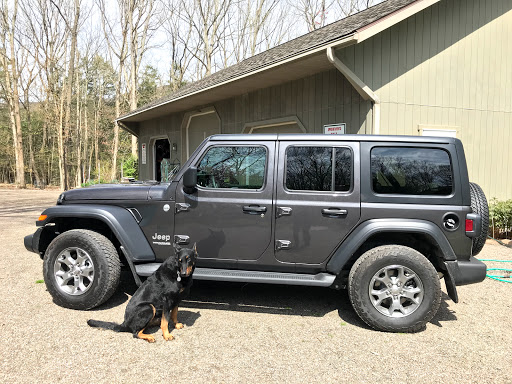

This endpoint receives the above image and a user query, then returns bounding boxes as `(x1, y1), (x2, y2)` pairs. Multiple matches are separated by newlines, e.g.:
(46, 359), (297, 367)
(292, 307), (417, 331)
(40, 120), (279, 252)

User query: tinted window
(286, 147), (352, 192)
(371, 147), (453, 195)
(197, 146), (266, 189)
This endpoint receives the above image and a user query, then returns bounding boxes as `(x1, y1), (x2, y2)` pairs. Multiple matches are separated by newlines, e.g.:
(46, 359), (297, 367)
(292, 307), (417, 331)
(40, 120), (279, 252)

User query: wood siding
(336, 0), (512, 199)
(138, 69), (372, 179)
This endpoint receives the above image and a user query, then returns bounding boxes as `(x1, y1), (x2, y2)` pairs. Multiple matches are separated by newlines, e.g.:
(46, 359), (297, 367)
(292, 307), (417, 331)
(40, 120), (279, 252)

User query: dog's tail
(87, 319), (129, 333)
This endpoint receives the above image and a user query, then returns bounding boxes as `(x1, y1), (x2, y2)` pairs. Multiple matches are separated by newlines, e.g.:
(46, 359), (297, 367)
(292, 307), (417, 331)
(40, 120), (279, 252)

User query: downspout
(326, 46), (380, 134)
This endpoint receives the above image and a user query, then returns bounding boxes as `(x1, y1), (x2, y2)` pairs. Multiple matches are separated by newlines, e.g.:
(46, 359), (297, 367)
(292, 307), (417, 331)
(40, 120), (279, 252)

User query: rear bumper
(445, 256), (487, 286)
(24, 228), (42, 256)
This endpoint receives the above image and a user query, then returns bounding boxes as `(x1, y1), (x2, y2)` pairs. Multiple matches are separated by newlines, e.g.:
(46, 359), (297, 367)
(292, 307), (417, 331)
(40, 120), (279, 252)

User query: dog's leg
(171, 306), (184, 329)
(161, 304), (174, 341)
(136, 304), (156, 343)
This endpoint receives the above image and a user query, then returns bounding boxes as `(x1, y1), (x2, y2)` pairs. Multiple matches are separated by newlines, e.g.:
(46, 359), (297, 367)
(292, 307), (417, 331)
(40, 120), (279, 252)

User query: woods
(0, 0), (375, 190)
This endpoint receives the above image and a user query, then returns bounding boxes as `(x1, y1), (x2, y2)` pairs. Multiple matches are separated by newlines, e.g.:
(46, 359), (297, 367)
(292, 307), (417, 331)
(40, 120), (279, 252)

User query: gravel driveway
(1, 188), (511, 383)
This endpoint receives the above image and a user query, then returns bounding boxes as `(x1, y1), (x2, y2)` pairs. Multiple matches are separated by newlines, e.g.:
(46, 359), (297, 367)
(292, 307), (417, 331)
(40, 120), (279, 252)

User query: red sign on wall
(323, 123), (346, 134)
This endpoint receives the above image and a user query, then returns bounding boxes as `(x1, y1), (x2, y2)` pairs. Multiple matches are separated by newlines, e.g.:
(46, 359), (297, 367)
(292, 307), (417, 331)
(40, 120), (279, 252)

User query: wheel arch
(36, 205), (155, 263)
(327, 219), (459, 302)
(327, 219), (456, 274)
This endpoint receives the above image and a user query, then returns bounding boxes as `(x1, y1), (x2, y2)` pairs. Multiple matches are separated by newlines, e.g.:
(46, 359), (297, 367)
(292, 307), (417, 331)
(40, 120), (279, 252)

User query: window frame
(194, 144), (269, 192)
(369, 145), (455, 197)
(283, 145), (354, 194)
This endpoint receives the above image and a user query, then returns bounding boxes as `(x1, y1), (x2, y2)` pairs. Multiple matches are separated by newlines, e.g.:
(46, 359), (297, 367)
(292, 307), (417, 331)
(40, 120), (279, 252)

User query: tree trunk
(62, 0), (81, 190)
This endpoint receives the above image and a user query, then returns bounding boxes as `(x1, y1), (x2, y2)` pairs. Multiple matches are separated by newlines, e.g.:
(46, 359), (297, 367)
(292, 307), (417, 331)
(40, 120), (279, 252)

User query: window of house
(285, 147), (352, 192)
(197, 146), (267, 189)
(371, 147), (453, 195)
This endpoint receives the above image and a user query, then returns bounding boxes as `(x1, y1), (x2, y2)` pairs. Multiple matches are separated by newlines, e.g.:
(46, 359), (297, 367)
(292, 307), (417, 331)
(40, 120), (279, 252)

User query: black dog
(87, 243), (197, 342)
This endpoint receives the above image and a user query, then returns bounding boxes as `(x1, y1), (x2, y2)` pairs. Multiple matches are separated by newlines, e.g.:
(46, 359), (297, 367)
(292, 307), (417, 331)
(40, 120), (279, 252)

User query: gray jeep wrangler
(25, 134), (488, 332)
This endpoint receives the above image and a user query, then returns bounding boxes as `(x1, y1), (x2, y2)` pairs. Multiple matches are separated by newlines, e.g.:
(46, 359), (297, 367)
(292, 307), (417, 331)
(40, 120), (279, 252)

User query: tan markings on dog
(161, 312), (174, 341)
(137, 329), (156, 343)
(136, 304), (157, 342)
(171, 307), (184, 329)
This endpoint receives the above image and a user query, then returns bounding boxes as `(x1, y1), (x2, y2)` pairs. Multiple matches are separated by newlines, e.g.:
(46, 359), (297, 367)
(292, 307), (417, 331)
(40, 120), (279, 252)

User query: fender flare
(37, 205), (155, 262)
(326, 218), (457, 275)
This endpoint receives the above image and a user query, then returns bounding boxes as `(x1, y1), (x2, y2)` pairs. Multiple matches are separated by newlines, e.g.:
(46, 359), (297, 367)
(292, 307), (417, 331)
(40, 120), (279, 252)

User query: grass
(35, 279), (44, 284)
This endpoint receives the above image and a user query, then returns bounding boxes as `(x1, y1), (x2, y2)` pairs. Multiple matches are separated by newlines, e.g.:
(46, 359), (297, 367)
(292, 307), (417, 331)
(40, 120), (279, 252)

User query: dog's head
(173, 243), (198, 277)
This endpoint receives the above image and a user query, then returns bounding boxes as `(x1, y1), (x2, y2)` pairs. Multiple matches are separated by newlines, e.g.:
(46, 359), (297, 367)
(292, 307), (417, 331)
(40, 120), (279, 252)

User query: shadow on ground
(93, 272), (457, 331)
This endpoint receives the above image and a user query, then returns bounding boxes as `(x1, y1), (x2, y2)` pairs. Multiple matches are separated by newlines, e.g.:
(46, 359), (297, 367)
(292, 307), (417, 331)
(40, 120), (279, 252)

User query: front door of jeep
(174, 142), (275, 267)
(274, 141), (361, 265)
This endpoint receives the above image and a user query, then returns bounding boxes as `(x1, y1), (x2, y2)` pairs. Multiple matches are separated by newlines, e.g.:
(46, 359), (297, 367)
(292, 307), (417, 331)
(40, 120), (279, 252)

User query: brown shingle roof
(118, 0), (417, 120)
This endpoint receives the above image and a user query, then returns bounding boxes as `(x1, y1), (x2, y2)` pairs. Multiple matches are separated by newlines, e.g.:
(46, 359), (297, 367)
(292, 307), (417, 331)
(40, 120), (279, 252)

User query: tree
(0, 0), (25, 187)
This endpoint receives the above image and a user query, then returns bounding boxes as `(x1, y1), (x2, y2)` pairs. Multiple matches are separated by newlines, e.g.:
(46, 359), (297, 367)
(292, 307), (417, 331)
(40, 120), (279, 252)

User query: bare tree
(0, 0), (25, 187)
(127, 0), (159, 157)
(50, 0), (82, 189)
(97, 0), (130, 180)
(162, 0), (197, 91)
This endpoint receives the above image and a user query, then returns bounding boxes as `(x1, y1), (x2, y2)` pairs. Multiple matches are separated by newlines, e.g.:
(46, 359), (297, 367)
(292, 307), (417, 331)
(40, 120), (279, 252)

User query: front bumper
(24, 228), (42, 256)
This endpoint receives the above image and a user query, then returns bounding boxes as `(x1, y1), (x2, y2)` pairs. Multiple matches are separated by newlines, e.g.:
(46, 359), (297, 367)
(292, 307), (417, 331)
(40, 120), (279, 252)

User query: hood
(60, 182), (169, 202)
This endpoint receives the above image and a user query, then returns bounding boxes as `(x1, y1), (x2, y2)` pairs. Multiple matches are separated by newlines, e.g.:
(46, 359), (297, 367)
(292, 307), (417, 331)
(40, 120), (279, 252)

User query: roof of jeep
(208, 134), (459, 144)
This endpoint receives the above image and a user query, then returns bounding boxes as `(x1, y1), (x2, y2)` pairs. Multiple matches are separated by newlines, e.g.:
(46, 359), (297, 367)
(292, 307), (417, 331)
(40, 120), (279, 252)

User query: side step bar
(134, 264), (336, 287)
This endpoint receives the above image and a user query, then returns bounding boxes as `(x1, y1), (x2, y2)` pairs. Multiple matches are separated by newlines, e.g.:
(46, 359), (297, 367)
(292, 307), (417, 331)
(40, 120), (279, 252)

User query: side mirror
(183, 167), (197, 193)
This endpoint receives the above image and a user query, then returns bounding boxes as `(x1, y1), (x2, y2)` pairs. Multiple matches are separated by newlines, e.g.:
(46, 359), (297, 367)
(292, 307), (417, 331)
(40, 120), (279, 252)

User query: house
(117, 0), (512, 200)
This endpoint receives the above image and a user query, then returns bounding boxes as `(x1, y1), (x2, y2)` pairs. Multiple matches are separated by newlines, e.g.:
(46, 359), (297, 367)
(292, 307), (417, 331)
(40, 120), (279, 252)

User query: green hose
(477, 258), (512, 284)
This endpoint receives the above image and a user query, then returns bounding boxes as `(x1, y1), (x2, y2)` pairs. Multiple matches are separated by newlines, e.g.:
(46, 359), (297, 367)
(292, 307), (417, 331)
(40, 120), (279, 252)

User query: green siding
(337, 0), (512, 199)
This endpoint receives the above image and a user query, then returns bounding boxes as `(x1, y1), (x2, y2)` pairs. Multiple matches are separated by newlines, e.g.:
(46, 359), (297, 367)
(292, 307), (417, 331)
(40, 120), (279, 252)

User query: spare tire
(469, 182), (489, 256)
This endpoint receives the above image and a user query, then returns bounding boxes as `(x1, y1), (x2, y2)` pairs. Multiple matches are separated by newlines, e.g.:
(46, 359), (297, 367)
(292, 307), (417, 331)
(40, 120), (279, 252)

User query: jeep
(24, 134), (488, 332)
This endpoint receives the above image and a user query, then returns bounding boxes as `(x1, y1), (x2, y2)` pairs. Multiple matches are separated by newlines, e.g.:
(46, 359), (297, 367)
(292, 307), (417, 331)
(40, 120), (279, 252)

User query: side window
(286, 146), (352, 192)
(371, 147), (453, 195)
(197, 146), (267, 189)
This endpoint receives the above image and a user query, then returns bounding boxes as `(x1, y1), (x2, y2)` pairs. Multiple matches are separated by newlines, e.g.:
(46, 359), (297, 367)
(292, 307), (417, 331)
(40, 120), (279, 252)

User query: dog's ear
(193, 242), (197, 255)
(173, 243), (182, 255)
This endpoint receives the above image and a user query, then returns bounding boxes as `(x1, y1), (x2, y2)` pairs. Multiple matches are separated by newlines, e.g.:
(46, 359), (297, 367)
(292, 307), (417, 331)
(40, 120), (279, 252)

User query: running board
(134, 264), (336, 287)
(194, 268), (336, 287)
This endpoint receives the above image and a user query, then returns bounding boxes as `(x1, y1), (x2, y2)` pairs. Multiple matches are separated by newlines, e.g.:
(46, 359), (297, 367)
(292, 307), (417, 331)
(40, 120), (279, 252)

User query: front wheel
(43, 229), (121, 310)
(348, 245), (441, 333)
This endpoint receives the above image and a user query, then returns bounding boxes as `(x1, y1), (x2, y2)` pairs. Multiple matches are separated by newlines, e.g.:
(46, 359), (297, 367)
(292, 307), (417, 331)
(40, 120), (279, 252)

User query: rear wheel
(43, 229), (121, 310)
(469, 182), (489, 256)
(348, 245), (441, 333)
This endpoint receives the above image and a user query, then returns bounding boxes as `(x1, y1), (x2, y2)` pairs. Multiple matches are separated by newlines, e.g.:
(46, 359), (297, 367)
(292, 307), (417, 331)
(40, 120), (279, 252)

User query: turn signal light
(465, 219), (474, 232)
(38, 214), (47, 221)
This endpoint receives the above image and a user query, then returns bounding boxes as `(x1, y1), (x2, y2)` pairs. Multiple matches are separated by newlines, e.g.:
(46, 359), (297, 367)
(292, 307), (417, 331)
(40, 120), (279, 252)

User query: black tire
(43, 229), (121, 310)
(469, 182), (489, 256)
(348, 245), (441, 333)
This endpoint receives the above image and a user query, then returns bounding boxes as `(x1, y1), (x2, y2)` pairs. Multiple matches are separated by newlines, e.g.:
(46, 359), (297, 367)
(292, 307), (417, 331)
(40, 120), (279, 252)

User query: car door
(174, 141), (275, 267)
(274, 140), (361, 265)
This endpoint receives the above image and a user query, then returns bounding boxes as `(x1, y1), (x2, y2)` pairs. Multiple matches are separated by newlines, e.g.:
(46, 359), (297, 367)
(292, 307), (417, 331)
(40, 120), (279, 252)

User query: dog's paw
(175, 323), (184, 330)
(163, 333), (175, 341)
(145, 335), (156, 343)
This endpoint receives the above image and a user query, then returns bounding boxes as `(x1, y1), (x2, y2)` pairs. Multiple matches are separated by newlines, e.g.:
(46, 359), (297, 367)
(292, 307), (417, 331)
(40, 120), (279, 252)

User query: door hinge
(277, 207), (292, 217)
(275, 240), (292, 251)
(175, 203), (190, 213)
(174, 235), (190, 245)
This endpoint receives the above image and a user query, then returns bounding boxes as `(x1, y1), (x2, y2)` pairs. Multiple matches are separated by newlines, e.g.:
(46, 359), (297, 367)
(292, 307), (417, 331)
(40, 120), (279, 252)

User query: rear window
(371, 147), (453, 195)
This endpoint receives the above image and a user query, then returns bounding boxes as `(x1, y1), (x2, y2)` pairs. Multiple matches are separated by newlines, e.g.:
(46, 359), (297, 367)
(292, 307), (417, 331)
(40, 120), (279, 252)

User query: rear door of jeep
(174, 139), (275, 267)
(274, 139), (361, 267)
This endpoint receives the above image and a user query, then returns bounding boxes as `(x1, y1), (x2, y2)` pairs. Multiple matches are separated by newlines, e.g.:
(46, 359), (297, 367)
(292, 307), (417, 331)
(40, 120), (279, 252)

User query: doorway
(154, 138), (170, 181)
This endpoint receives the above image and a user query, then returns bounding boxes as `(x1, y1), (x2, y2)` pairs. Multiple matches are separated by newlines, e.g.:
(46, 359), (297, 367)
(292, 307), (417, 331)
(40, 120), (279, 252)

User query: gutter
(326, 45), (380, 134)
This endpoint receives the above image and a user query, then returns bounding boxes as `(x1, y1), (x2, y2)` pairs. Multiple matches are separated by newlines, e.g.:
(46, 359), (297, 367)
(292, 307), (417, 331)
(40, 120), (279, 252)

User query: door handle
(243, 205), (267, 214)
(321, 208), (348, 217)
